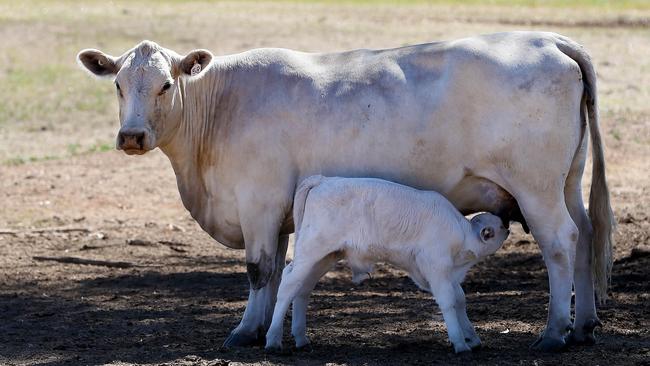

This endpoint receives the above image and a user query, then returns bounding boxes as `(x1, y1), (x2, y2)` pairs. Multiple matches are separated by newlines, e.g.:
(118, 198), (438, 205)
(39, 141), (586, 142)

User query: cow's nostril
(135, 132), (145, 149)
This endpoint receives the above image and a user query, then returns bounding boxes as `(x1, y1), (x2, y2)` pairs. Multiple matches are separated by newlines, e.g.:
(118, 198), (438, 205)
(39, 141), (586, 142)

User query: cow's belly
(291, 90), (541, 227)
(289, 57), (577, 225)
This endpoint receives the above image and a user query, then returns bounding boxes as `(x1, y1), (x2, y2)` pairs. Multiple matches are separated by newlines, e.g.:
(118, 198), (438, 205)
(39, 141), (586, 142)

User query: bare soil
(0, 2), (649, 365)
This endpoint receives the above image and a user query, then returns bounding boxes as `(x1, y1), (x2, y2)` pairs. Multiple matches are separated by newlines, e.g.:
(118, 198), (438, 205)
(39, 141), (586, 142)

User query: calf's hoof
(456, 349), (473, 358)
(568, 318), (602, 346)
(465, 337), (482, 350)
(222, 330), (263, 348)
(530, 333), (567, 352)
(453, 343), (472, 354)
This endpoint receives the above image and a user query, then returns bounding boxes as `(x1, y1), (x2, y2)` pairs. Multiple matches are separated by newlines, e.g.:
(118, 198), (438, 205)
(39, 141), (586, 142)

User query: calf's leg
(429, 279), (471, 353)
(265, 255), (330, 350)
(454, 283), (481, 349)
(291, 254), (337, 348)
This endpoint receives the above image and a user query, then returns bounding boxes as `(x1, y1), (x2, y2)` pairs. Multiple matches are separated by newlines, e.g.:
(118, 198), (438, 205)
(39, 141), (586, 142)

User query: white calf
(265, 175), (509, 353)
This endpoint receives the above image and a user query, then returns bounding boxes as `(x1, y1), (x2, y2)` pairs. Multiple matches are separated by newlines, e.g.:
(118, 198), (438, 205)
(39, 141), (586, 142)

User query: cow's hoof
(296, 342), (313, 353)
(222, 331), (263, 348)
(568, 331), (596, 346)
(568, 318), (601, 345)
(265, 345), (291, 355)
(530, 333), (567, 352)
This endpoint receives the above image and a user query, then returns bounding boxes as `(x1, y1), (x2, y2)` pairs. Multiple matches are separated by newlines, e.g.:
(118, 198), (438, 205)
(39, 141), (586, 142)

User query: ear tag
(190, 63), (202, 76)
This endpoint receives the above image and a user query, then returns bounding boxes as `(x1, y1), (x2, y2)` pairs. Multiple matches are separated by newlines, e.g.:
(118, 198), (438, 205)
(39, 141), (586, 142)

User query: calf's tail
(293, 175), (326, 240)
(556, 35), (616, 303)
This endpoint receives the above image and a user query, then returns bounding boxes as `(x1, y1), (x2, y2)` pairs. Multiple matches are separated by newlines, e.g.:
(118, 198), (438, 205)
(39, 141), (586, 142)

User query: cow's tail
(557, 35), (616, 303)
(293, 175), (326, 242)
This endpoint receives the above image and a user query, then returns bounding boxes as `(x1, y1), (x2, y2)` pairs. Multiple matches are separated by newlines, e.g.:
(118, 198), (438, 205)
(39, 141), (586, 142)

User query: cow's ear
(177, 49), (213, 77)
(480, 226), (495, 242)
(77, 49), (119, 77)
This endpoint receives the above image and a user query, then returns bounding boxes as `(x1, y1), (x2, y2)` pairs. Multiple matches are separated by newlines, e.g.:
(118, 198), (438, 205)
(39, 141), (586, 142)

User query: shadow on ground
(1, 249), (648, 365)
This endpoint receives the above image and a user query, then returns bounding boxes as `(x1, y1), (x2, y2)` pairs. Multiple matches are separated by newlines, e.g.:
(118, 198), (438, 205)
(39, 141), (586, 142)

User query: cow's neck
(160, 64), (234, 223)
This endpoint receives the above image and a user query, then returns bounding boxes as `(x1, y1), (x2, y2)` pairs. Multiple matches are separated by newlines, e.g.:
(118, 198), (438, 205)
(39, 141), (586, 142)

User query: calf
(265, 175), (509, 353)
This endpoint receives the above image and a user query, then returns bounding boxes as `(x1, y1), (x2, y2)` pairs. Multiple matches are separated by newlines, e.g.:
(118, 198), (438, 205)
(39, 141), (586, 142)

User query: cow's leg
(518, 194), (578, 352)
(223, 234), (289, 347)
(565, 178), (600, 344)
(266, 255), (329, 351)
(291, 254), (337, 348)
(453, 283), (481, 349)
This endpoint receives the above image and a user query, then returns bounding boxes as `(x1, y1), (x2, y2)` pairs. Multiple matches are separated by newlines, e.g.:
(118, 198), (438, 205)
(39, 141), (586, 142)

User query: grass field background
(0, 0), (649, 165)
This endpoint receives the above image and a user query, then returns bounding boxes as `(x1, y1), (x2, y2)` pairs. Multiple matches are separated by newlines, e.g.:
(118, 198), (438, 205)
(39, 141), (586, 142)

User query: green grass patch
(3, 141), (114, 166)
(0, 63), (112, 128)
(3, 155), (58, 166)
(68, 141), (114, 155)
(85, 142), (114, 153)
(67, 143), (81, 155)
(4, 157), (27, 166)
(4, 64), (66, 88)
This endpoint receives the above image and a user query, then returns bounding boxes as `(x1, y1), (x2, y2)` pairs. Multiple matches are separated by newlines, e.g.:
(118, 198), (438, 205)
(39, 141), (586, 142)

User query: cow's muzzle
(117, 128), (147, 154)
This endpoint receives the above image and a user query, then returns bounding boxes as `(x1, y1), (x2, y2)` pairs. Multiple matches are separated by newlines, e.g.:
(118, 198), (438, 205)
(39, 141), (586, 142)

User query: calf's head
(77, 41), (212, 154)
(458, 213), (510, 264)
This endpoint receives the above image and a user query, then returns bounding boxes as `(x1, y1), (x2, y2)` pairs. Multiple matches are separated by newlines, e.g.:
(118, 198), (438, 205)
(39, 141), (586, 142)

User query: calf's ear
(177, 49), (213, 77)
(480, 227), (495, 242)
(77, 49), (119, 77)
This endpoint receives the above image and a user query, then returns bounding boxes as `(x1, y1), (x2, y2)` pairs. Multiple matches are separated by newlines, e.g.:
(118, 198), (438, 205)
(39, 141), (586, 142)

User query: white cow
(77, 31), (614, 350)
(265, 175), (510, 353)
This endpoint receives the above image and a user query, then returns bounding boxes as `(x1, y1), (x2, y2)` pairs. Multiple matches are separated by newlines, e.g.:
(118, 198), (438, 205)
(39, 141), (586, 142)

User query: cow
(76, 31), (615, 351)
(265, 175), (510, 353)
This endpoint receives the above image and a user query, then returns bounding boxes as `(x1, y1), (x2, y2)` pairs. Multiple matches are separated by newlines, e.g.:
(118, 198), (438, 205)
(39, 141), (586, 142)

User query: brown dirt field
(1, 1), (649, 365)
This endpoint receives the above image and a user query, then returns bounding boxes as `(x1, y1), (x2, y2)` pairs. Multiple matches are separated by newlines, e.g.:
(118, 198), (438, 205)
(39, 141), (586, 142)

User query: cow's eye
(159, 81), (173, 95)
(115, 82), (122, 97)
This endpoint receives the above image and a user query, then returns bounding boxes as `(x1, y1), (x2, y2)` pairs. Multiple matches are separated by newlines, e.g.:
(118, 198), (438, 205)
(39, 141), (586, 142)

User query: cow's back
(239, 32), (583, 195)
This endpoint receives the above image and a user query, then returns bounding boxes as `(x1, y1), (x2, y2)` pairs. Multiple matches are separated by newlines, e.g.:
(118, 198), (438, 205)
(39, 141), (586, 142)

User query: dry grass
(0, 1), (648, 160)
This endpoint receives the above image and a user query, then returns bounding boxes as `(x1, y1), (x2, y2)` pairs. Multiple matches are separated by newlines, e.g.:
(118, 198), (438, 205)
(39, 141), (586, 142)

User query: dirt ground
(1, 1), (649, 365)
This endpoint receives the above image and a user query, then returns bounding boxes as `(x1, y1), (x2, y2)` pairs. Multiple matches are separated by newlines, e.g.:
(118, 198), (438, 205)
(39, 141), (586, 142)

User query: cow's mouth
(123, 148), (147, 155)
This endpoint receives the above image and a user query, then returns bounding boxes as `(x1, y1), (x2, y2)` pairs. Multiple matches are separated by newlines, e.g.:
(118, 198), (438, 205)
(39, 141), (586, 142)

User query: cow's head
(77, 41), (212, 155)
